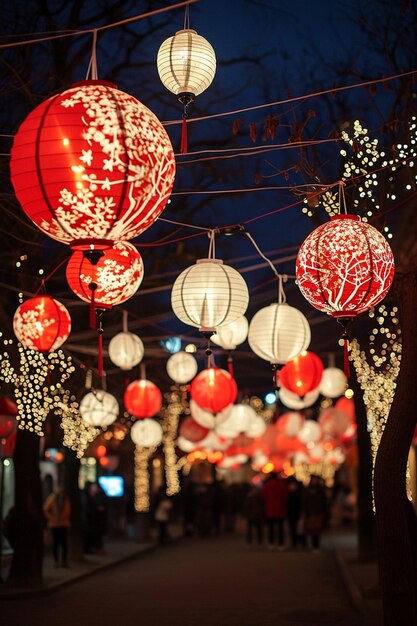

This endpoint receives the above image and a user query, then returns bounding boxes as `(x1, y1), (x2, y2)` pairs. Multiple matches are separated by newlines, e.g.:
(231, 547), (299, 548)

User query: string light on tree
(134, 445), (157, 512)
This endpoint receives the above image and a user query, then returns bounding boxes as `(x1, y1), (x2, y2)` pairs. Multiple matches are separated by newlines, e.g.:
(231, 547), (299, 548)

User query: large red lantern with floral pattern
(296, 215), (394, 319)
(66, 241), (144, 309)
(190, 367), (238, 414)
(279, 351), (323, 398)
(13, 295), (71, 352)
(10, 81), (176, 250)
(124, 379), (162, 419)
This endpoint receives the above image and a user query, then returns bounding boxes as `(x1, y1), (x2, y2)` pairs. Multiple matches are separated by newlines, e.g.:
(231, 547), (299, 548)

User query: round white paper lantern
(319, 367), (347, 398)
(216, 404), (255, 438)
(108, 332), (144, 370)
(177, 435), (197, 453)
(279, 387), (320, 410)
(298, 420), (322, 445)
(211, 316), (249, 350)
(157, 29), (216, 99)
(198, 430), (229, 451)
(130, 418), (163, 448)
(166, 350), (198, 384)
(245, 414), (267, 438)
(190, 399), (232, 429)
(80, 390), (119, 427)
(171, 259), (249, 332)
(248, 303), (310, 364)
(277, 412), (304, 438)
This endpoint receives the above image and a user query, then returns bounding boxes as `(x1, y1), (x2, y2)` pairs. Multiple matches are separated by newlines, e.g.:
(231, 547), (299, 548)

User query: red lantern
(124, 379), (162, 419)
(279, 351), (324, 398)
(190, 367), (238, 414)
(179, 418), (209, 443)
(10, 81), (176, 250)
(13, 295), (71, 351)
(0, 418), (14, 440)
(296, 214), (394, 319)
(66, 241), (144, 308)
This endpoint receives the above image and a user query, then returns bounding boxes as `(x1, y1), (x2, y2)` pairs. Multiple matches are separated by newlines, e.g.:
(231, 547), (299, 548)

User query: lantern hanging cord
(183, 4), (190, 29)
(122, 310), (129, 333)
(278, 274), (288, 304)
(158, 217), (211, 231)
(208, 230), (216, 259)
(85, 29), (98, 80)
(244, 231), (280, 279)
(339, 181), (348, 215)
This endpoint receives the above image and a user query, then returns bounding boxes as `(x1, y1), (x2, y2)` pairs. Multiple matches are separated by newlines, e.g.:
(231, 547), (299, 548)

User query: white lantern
(190, 399), (232, 429)
(166, 351), (198, 384)
(108, 332), (144, 370)
(279, 387), (320, 410)
(157, 29), (216, 99)
(198, 430), (229, 451)
(309, 444), (325, 461)
(319, 367), (347, 398)
(216, 404), (255, 438)
(298, 419), (322, 445)
(130, 418), (163, 448)
(245, 414), (267, 438)
(171, 259), (249, 332)
(80, 390), (119, 427)
(248, 303), (310, 365)
(177, 435), (197, 453)
(277, 412), (304, 438)
(211, 316), (249, 350)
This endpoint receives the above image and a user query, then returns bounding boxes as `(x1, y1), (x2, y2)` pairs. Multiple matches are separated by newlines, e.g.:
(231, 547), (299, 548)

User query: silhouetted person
(82, 481), (107, 554)
(154, 487), (173, 544)
(304, 475), (329, 552)
(43, 484), (71, 567)
(244, 485), (265, 545)
(286, 477), (306, 548)
(261, 472), (288, 549)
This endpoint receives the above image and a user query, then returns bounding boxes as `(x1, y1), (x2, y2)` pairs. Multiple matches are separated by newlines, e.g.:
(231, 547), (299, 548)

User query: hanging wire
(122, 310), (128, 333)
(207, 230), (216, 259)
(278, 274), (288, 304)
(245, 231), (280, 279)
(85, 29), (98, 80)
(157, 216), (211, 231)
(339, 181), (348, 215)
(183, 4), (190, 29)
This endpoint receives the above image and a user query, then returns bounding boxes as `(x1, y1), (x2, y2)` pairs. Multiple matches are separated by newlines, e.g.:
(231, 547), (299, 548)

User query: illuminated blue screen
(98, 476), (124, 498)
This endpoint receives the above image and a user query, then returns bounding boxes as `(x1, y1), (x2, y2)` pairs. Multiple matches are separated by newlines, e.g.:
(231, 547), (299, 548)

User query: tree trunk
(350, 364), (375, 560)
(374, 272), (417, 626)
(8, 428), (43, 585)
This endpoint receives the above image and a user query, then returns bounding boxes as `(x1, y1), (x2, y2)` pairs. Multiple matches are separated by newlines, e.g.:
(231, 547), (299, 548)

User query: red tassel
(98, 331), (103, 378)
(180, 116), (188, 154)
(343, 337), (350, 379)
(89, 282), (97, 330)
(227, 356), (234, 377)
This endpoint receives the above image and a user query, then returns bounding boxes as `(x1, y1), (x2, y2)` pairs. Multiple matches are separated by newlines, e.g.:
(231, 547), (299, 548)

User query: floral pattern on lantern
(131, 418), (163, 448)
(66, 241), (144, 307)
(80, 390), (119, 427)
(296, 215), (395, 318)
(13, 296), (71, 352)
(190, 367), (238, 414)
(166, 351), (198, 384)
(10, 81), (176, 248)
(279, 352), (324, 398)
(124, 379), (162, 419)
(108, 332), (144, 370)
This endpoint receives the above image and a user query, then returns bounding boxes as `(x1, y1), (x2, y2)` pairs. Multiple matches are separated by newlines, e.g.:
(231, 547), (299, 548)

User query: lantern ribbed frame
(190, 367), (238, 413)
(166, 350), (198, 384)
(296, 214), (395, 317)
(211, 316), (249, 350)
(13, 295), (71, 352)
(157, 29), (216, 98)
(80, 390), (119, 427)
(279, 351), (324, 398)
(108, 332), (144, 370)
(10, 81), (175, 247)
(66, 241), (144, 307)
(124, 379), (162, 419)
(248, 303), (310, 365)
(130, 418), (163, 447)
(171, 259), (249, 332)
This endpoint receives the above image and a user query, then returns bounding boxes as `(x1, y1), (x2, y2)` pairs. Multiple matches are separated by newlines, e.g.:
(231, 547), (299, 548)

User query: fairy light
(60, 394), (100, 458)
(161, 387), (184, 496)
(134, 445), (156, 512)
(0, 342), (75, 436)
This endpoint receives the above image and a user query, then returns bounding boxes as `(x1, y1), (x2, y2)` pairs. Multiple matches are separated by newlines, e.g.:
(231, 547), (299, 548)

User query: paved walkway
(0, 527), (382, 626)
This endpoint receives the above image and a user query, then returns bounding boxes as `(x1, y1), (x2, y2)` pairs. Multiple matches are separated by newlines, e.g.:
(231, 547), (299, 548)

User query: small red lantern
(66, 241), (144, 309)
(179, 418), (209, 443)
(279, 351), (324, 398)
(124, 379), (162, 419)
(13, 295), (71, 351)
(0, 418), (14, 440)
(10, 81), (176, 250)
(190, 367), (238, 414)
(296, 214), (395, 318)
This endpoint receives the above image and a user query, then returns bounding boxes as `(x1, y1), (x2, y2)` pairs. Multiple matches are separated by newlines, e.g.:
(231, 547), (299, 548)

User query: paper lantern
(296, 215), (395, 318)
(245, 414), (267, 438)
(179, 417), (209, 443)
(215, 404), (256, 439)
(177, 435), (197, 453)
(319, 367), (347, 398)
(309, 444), (325, 462)
(279, 387), (320, 410)
(166, 351), (198, 384)
(10, 80), (175, 248)
(124, 379), (162, 419)
(66, 241), (144, 307)
(13, 295), (71, 352)
(190, 399), (232, 429)
(335, 396), (356, 421)
(80, 390), (118, 427)
(276, 412), (304, 438)
(130, 419), (163, 448)
(279, 352), (324, 398)
(190, 367), (238, 413)
(171, 259), (249, 332)
(211, 316), (249, 350)
(108, 332), (144, 370)
(298, 420), (322, 445)
(248, 303), (310, 365)
(0, 417), (15, 440)
(318, 408), (351, 438)
(198, 431), (229, 451)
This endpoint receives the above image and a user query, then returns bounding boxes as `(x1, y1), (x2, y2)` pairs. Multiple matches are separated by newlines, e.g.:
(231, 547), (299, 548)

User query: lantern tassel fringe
(180, 113), (188, 154)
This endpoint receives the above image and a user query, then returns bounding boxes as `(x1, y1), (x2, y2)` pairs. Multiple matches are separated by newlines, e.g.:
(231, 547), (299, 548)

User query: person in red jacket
(261, 472), (289, 549)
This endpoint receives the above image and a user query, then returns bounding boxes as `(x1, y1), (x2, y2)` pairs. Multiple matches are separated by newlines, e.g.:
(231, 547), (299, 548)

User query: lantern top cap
(330, 214), (360, 222)
(174, 28), (198, 36)
(196, 258), (223, 265)
(71, 80), (118, 90)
